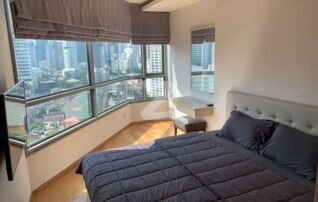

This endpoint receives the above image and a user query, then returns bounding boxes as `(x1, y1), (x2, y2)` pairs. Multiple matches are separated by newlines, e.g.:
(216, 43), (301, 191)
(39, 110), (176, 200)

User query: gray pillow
(260, 124), (318, 181)
(218, 111), (276, 151)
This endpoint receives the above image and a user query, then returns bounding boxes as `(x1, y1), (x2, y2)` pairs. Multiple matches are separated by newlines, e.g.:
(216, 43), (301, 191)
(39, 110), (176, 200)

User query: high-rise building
(146, 45), (164, 97)
(192, 75), (214, 93)
(46, 41), (64, 71)
(202, 42), (213, 70)
(146, 45), (162, 74)
(76, 42), (87, 64)
(13, 39), (33, 81)
(192, 44), (202, 68)
(192, 42), (214, 71)
(92, 42), (106, 69)
(62, 41), (78, 69)
(128, 45), (141, 74)
(34, 40), (47, 67)
(191, 42), (215, 93)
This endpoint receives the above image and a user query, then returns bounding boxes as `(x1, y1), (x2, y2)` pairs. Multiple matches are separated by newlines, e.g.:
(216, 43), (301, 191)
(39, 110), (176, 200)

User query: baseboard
(31, 118), (172, 196)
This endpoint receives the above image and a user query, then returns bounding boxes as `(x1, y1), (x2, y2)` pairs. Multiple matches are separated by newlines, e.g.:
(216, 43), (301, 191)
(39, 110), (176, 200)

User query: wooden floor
(32, 120), (179, 202)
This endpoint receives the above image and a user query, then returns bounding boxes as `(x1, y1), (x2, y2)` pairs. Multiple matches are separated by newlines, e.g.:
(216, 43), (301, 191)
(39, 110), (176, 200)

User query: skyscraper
(146, 45), (162, 74)
(46, 41), (64, 71)
(192, 44), (202, 68)
(191, 42), (215, 93)
(13, 39), (33, 81)
(128, 45), (141, 74)
(34, 40), (47, 67)
(76, 42), (87, 64)
(62, 41), (78, 69)
(146, 45), (164, 97)
(192, 42), (214, 71)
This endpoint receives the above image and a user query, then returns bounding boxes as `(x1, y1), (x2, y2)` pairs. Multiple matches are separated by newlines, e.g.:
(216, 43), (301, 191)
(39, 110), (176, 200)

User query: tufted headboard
(226, 91), (318, 136)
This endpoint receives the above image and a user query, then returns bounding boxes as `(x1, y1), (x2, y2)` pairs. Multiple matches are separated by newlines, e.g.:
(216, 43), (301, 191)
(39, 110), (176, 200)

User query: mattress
(76, 131), (315, 202)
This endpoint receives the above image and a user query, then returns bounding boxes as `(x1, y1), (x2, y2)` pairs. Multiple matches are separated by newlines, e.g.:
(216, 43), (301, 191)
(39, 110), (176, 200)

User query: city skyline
(12, 39), (165, 145)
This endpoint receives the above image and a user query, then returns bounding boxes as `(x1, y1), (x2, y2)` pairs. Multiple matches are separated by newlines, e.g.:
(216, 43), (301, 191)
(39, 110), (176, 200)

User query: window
(95, 79), (144, 114)
(13, 39), (89, 99)
(96, 81), (129, 114)
(5, 101), (27, 143)
(10, 39), (166, 150)
(191, 41), (215, 93)
(26, 91), (92, 146)
(93, 42), (142, 83)
(127, 79), (144, 100)
(146, 78), (164, 98)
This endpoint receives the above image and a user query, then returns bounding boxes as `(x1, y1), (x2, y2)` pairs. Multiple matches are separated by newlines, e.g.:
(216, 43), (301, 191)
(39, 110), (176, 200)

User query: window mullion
(162, 44), (166, 76)
(86, 42), (97, 117)
(142, 44), (147, 100)
(163, 44), (167, 99)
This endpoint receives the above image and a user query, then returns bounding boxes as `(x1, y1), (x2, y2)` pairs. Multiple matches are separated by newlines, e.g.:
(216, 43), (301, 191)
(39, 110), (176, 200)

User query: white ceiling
(142, 0), (203, 12)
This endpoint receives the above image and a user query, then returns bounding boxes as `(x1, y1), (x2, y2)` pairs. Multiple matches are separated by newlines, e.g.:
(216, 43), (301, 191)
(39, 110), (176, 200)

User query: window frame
(6, 40), (167, 153)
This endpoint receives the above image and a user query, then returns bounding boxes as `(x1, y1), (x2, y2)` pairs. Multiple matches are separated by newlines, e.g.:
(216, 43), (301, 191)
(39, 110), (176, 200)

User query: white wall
(168, 0), (216, 130)
(130, 100), (170, 122)
(0, 155), (31, 202)
(27, 105), (131, 190)
(0, 0), (14, 92)
(0, 1), (32, 201)
(213, 0), (318, 129)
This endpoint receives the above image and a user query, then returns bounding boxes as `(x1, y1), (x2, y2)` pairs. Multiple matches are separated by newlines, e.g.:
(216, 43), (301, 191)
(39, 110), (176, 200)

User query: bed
(77, 91), (317, 202)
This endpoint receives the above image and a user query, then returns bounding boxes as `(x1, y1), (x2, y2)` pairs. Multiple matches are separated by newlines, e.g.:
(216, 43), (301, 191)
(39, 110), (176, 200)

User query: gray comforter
(76, 131), (315, 202)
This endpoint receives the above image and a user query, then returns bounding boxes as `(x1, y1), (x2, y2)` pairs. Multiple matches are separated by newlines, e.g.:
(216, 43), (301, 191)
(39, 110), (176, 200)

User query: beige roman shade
(10, 0), (170, 44)
(192, 27), (215, 44)
(130, 4), (170, 44)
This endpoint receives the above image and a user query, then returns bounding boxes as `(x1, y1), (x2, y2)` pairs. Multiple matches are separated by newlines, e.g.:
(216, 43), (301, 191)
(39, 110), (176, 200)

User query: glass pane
(5, 101), (27, 142)
(13, 39), (89, 99)
(146, 45), (163, 74)
(127, 79), (144, 100)
(96, 81), (129, 114)
(191, 42), (215, 73)
(146, 78), (164, 98)
(192, 75), (214, 94)
(191, 41), (215, 93)
(4, 98), (26, 176)
(26, 91), (92, 146)
(93, 42), (142, 83)
(5, 82), (25, 99)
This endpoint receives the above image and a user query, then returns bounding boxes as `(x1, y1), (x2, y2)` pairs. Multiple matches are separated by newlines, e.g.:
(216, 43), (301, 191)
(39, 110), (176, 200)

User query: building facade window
(9, 38), (166, 150)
